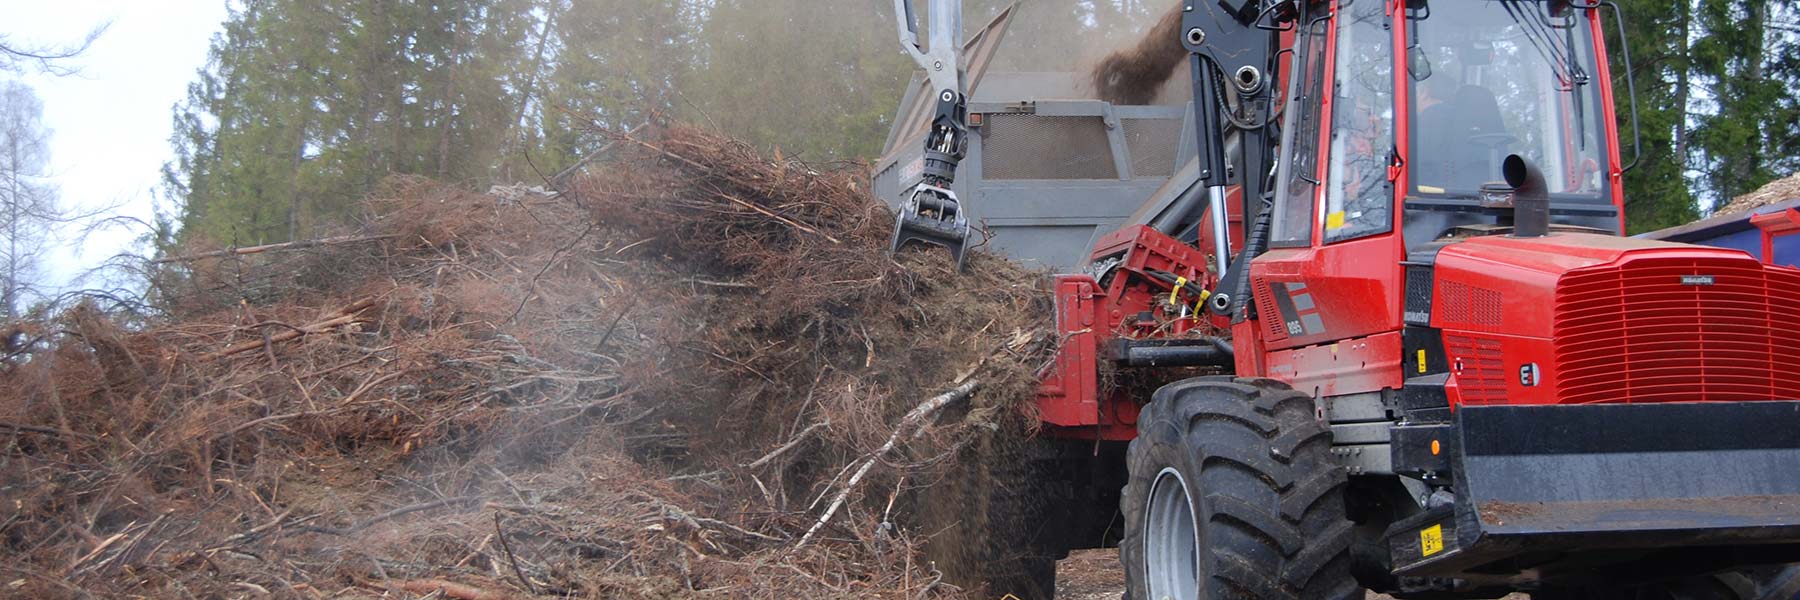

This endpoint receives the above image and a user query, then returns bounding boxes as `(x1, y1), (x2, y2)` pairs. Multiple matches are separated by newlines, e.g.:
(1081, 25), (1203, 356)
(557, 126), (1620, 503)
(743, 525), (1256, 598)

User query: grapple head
(890, 184), (970, 269)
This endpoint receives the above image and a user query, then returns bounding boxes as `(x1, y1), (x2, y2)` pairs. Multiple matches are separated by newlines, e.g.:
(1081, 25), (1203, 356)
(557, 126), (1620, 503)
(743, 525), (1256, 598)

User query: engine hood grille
(1554, 254), (1800, 404)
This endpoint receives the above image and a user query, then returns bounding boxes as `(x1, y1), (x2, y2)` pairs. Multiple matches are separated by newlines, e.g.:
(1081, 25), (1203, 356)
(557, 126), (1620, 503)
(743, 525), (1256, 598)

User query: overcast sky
(7, 0), (228, 295)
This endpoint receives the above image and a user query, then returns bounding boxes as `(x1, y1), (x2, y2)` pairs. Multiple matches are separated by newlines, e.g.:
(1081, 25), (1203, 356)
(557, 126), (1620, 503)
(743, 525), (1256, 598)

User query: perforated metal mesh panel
(1403, 264), (1434, 325)
(983, 114), (1119, 180)
(1445, 333), (1506, 404)
(1123, 118), (1180, 178)
(1254, 277), (1288, 341)
(1439, 279), (1503, 329)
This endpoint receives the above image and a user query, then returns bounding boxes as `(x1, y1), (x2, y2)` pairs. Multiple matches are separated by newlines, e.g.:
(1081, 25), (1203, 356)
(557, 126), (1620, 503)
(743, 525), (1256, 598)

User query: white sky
(7, 0), (228, 295)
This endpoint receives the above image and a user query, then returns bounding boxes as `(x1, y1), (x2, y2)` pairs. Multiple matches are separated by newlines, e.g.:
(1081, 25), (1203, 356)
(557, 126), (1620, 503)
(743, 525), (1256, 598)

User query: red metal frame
(1589, 10), (1630, 227)
(1751, 207), (1800, 265)
(1038, 225), (1215, 440)
(1244, 0), (1404, 397)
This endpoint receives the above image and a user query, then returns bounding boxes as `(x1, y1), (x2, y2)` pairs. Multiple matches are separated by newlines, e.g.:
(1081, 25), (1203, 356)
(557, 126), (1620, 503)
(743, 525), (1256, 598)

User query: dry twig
(153, 234), (398, 264)
(796, 380), (981, 548)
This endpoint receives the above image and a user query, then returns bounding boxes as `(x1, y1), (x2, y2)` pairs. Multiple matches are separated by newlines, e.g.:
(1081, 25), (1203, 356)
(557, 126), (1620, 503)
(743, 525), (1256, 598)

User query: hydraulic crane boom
(1180, 0), (1285, 318)
(889, 0), (973, 268)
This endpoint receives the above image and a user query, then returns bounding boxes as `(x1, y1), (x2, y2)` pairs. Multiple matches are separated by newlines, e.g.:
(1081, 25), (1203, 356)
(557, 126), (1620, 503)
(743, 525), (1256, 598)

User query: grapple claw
(890, 185), (971, 269)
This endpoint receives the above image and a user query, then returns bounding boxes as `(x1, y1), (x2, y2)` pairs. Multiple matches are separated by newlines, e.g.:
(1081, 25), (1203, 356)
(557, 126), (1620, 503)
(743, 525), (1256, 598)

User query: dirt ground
(1054, 549), (1531, 600)
(1056, 549), (1129, 600)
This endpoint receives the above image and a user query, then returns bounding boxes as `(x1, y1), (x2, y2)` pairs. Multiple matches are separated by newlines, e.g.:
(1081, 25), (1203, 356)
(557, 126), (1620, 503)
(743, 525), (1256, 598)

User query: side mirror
(1599, 1), (1643, 173)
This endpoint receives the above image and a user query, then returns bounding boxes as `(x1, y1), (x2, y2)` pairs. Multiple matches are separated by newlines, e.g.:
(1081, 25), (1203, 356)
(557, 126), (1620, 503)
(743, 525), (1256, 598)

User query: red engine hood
(1429, 233), (1755, 338)
(1429, 233), (1800, 406)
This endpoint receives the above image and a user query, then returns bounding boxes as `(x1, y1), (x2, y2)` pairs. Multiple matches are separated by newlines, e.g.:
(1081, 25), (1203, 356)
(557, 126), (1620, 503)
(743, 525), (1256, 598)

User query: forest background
(9, 0), (1800, 310)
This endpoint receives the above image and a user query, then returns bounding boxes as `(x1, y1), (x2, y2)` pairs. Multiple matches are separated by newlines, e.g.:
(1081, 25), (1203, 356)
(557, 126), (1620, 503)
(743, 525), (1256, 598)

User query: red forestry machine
(888, 0), (1800, 599)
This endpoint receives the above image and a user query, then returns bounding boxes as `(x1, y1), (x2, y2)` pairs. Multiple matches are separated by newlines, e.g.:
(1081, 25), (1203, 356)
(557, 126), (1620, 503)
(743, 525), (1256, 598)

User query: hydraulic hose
(1216, 196), (1273, 323)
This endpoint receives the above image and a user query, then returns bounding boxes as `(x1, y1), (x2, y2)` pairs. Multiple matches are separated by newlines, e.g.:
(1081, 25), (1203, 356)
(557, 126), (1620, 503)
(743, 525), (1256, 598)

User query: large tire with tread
(1120, 377), (1359, 600)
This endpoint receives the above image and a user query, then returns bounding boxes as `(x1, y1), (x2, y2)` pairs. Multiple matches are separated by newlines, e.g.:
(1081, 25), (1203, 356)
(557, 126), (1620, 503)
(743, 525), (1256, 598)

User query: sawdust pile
(1090, 5), (1187, 106)
(0, 125), (1054, 598)
(1716, 172), (1800, 216)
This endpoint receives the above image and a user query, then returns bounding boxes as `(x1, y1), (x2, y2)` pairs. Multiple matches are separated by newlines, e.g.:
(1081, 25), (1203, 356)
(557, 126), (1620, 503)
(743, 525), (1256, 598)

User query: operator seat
(1415, 84), (1510, 191)
(1450, 85), (1508, 184)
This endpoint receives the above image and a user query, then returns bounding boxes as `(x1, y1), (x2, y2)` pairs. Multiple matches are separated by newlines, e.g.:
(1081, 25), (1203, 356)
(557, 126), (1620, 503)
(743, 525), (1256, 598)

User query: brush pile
(0, 125), (1055, 598)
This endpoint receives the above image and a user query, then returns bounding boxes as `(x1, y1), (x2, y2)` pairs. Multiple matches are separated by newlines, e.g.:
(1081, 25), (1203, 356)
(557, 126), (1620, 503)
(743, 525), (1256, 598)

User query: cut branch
(717, 193), (841, 244)
(153, 234), (397, 264)
(795, 380), (980, 549)
(396, 579), (512, 600)
(301, 495), (480, 536)
(744, 420), (829, 471)
(213, 298), (377, 358)
(0, 421), (95, 440)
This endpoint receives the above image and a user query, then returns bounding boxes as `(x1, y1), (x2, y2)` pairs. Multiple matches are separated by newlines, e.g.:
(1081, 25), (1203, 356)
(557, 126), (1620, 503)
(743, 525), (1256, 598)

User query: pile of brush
(0, 125), (1055, 599)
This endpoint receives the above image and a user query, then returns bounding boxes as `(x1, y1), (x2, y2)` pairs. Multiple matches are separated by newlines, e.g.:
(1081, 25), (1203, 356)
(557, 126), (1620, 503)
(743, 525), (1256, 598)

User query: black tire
(1120, 377), (1359, 600)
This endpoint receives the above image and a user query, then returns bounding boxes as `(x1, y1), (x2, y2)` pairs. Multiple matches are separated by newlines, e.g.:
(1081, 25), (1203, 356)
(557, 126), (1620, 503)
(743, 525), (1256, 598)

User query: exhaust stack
(1504, 154), (1549, 238)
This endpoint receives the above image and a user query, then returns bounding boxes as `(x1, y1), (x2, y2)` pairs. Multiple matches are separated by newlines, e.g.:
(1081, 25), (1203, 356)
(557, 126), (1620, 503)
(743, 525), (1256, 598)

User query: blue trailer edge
(1640, 198), (1800, 268)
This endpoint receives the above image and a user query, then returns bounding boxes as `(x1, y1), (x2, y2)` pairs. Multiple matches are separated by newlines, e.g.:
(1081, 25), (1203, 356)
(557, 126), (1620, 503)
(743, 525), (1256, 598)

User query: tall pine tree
(530, 0), (699, 176)
(1691, 0), (1800, 209)
(678, 0), (914, 161)
(165, 0), (538, 245)
(1609, 0), (1701, 232)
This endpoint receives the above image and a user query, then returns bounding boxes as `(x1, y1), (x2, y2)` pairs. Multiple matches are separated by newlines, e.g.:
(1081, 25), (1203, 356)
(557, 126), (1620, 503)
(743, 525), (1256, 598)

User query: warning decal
(1420, 524), (1445, 557)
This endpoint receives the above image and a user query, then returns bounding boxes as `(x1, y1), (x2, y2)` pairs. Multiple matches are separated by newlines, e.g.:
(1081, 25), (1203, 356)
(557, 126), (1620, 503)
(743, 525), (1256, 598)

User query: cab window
(1271, 7), (1330, 247)
(1407, 1), (1605, 197)
(1323, 0), (1395, 243)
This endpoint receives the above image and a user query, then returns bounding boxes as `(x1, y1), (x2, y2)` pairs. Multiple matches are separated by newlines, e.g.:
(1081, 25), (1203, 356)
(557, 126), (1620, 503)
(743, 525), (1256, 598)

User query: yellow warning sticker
(1417, 349), (1428, 374)
(1420, 524), (1445, 557)
(1326, 211), (1346, 230)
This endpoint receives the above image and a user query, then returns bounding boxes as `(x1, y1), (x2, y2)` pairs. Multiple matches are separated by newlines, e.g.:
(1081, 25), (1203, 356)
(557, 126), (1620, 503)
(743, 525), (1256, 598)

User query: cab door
(1246, 0), (1408, 396)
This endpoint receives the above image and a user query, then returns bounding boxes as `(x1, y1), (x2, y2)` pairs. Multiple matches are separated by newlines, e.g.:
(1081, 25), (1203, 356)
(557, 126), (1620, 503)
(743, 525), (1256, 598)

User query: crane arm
(1182, 1), (1284, 318)
(889, 0), (973, 269)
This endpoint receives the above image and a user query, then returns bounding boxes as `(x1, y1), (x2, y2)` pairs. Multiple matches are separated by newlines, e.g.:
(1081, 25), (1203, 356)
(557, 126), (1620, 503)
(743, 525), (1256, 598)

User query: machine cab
(1270, 0), (1623, 249)
(1244, 0), (1626, 368)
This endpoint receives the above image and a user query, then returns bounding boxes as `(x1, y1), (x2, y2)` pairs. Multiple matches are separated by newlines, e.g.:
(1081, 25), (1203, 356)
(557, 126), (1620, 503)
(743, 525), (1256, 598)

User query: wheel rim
(1145, 467), (1201, 600)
